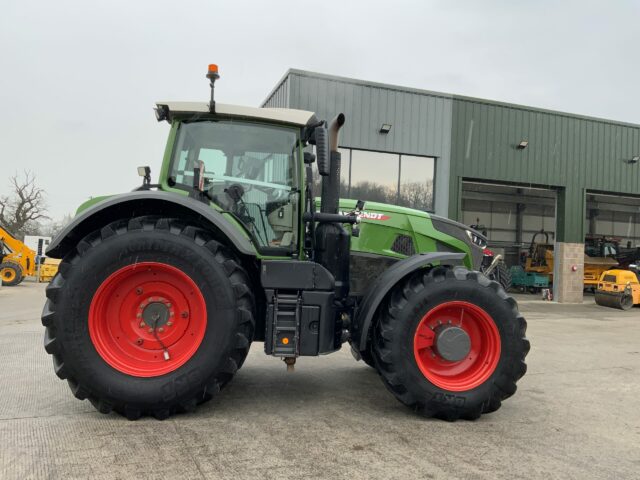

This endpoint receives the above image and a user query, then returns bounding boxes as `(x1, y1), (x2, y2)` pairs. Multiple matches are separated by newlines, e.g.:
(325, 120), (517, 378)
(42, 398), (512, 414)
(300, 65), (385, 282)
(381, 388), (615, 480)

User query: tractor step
(267, 291), (302, 357)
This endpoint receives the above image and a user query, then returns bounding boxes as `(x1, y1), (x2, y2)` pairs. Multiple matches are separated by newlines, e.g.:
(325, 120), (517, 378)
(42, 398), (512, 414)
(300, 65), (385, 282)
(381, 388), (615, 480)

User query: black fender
(351, 252), (466, 354)
(46, 190), (256, 258)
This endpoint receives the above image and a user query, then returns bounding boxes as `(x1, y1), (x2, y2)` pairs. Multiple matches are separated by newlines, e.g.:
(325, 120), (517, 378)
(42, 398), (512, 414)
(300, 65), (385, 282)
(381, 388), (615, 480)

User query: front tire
(42, 216), (255, 419)
(373, 266), (529, 420)
(1, 262), (23, 286)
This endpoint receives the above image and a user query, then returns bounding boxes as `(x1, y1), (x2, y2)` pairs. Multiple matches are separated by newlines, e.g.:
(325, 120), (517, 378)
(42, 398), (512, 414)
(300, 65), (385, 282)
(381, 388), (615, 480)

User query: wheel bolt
(139, 321), (145, 328)
(166, 303), (172, 308)
(148, 328), (153, 333)
(158, 327), (164, 333)
(181, 311), (188, 318)
(136, 313), (142, 318)
(167, 321), (173, 327)
(136, 288), (143, 295)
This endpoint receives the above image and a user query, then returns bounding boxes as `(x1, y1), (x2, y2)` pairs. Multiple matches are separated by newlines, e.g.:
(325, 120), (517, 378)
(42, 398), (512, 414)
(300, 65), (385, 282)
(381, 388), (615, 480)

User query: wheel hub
(140, 299), (172, 328)
(434, 325), (471, 362)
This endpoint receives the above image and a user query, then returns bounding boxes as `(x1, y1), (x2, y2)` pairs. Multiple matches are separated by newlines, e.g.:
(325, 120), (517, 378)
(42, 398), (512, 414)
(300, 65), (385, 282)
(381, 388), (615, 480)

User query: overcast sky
(1, 0), (639, 220)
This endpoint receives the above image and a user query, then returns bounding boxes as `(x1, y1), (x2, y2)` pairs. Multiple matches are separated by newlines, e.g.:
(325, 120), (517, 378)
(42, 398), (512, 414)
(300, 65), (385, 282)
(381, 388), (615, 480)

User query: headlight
(466, 230), (487, 249)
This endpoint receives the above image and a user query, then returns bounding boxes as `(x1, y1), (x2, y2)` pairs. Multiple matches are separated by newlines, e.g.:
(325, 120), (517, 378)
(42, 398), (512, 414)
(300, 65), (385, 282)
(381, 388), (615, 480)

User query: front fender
(351, 252), (466, 354)
(47, 190), (256, 258)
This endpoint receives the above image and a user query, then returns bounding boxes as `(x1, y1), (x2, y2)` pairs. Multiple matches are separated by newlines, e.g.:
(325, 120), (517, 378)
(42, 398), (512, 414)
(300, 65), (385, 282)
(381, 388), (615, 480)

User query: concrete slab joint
(553, 242), (585, 303)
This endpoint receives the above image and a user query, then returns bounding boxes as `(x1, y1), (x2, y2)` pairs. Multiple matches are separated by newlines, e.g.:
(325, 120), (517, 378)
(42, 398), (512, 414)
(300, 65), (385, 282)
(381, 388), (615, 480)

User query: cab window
(169, 120), (300, 252)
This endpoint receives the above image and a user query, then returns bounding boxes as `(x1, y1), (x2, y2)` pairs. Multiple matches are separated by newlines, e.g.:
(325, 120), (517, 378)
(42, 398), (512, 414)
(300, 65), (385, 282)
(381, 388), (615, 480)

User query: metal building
(263, 70), (640, 302)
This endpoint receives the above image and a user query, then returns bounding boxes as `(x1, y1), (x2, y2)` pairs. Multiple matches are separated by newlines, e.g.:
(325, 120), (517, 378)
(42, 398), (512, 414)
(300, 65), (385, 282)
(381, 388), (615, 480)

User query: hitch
(284, 357), (296, 372)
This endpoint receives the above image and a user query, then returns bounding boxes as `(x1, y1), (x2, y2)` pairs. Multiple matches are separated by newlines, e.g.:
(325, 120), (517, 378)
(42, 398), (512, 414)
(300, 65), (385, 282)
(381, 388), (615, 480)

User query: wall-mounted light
(624, 156), (639, 165)
(516, 140), (529, 150)
(380, 123), (392, 134)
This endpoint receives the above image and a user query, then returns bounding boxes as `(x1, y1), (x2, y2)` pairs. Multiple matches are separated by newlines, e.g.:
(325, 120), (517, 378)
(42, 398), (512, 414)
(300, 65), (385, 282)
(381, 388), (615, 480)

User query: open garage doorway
(460, 181), (557, 268)
(585, 191), (640, 267)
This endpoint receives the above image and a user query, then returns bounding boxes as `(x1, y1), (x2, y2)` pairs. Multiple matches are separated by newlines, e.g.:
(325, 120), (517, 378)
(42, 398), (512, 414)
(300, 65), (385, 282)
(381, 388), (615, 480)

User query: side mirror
(314, 126), (330, 176)
(137, 166), (151, 186)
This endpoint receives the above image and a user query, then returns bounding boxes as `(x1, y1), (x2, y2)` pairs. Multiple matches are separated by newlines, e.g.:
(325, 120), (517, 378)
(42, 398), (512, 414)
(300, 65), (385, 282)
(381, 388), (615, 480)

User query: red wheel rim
(89, 262), (207, 377)
(413, 301), (501, 391)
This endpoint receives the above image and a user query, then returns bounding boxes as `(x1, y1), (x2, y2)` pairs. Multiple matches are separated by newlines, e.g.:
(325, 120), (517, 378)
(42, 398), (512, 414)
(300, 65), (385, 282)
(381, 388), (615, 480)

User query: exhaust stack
(320, 113), (345, 214)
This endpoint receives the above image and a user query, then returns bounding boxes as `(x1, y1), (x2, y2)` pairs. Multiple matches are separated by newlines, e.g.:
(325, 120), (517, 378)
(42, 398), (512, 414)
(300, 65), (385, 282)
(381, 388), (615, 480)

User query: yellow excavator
(0, 225), (59, 286)
(523, 230), (619, 289)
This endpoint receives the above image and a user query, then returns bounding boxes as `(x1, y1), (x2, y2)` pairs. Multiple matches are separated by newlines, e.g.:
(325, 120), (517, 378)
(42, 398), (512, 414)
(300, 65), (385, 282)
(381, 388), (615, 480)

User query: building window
(310, 147), (436, 211)
(346, 149), (435, 211)
(349, 150), (400, 204)
(399, 155), (435, 211)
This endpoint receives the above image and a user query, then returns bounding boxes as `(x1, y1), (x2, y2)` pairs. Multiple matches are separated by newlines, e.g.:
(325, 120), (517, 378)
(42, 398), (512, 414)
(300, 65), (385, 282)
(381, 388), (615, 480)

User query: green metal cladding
(449, 98), (640, 243)
(266, 70), (640, 244)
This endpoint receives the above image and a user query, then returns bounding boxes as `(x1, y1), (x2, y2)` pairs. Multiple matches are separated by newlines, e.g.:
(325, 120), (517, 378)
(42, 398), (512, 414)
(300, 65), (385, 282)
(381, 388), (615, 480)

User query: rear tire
(372, 266), (529, 420)
(0, 262), (23, 286)
(41, 216), (255, 419)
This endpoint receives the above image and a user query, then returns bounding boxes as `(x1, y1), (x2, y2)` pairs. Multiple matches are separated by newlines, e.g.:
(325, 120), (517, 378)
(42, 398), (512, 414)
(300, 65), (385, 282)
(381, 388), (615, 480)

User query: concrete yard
(1, 281), (639, 480)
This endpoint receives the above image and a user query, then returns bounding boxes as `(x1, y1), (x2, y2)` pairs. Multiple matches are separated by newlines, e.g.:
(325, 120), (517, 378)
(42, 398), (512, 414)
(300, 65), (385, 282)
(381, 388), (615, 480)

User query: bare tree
(399, 181), (434, 211)
(0, 171), (49, 237)
(39, 214), (73, 238)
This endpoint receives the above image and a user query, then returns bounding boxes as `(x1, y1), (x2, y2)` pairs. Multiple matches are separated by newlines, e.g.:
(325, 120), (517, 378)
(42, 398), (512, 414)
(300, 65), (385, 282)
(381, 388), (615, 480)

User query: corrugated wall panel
(451, 99), (640, 192)
(449, 98), (640, 241)
(288, 71), (451, 158)
(261, 70), (640, 238)
(262, 75), (290, 109)
(283, 71), (454, 216)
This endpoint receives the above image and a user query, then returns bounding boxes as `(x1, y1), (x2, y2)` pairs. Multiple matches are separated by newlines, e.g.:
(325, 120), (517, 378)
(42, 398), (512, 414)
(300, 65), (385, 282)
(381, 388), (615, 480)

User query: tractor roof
(155, 102), (317, 127)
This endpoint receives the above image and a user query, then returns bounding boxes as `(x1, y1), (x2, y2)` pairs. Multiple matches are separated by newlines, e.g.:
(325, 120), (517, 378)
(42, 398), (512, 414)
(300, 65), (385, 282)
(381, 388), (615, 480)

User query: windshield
(169, 120), (300, 252)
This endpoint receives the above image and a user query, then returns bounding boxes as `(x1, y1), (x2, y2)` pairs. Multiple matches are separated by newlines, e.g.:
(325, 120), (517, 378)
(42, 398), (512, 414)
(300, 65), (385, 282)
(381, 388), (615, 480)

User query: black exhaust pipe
(314, 113), (351, 300)
(320, 113), (345, 214)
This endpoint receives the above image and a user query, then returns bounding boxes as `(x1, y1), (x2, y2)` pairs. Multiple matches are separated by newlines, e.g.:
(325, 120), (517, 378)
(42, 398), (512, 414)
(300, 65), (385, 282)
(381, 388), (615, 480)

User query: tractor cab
(160, 109), (307, 254)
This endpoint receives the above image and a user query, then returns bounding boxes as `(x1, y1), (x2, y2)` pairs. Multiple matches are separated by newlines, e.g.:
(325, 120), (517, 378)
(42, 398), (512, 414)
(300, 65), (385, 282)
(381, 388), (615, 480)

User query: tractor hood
(330, 198), (486, 270)
(335, 199), (486, 246)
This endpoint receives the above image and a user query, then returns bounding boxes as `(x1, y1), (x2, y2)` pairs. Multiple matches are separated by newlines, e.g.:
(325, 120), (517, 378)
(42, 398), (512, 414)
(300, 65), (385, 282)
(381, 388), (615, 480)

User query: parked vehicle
(42, 65), (529, 421)
(1, 225), (59, 285)
(594, 266), (640, 310)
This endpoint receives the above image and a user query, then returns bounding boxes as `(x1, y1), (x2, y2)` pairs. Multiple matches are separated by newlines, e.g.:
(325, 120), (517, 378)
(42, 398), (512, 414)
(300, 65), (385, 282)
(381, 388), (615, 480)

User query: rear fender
(46, 191), (256, 258)
(351, 252), (466, 354)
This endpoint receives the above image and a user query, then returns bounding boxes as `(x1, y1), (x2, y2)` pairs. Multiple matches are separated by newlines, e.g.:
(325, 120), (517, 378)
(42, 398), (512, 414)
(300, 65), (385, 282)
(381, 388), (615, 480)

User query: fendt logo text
(341, 211), (391, 221)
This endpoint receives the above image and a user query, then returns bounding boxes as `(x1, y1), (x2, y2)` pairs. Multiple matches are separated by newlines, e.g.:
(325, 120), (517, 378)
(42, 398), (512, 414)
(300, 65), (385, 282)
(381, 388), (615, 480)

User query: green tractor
(42, 65), (529, 420)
